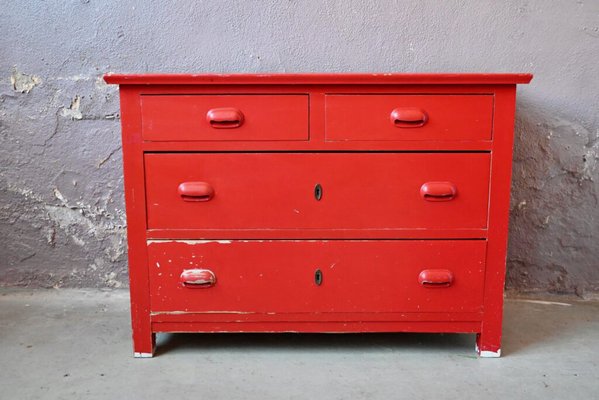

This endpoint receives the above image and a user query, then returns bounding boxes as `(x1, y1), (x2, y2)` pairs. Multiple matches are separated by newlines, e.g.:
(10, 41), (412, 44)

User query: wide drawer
(148, 240), (487, 313)
(326, 94), (493, 141)
(141, 95), (309, 141)
(145, 152), (490, 231)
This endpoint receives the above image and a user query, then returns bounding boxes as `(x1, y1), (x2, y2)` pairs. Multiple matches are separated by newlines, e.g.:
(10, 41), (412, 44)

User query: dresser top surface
(104, 73), (533, 86)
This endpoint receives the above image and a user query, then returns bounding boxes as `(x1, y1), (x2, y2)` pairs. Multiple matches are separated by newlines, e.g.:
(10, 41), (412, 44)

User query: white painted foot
(479, 349), (501, 358)
(475, 343), (501, 358)
(134, 352), (154, 358)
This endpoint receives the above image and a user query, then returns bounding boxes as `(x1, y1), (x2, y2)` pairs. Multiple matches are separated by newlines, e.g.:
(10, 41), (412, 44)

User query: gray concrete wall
(1, 0), (597, 295)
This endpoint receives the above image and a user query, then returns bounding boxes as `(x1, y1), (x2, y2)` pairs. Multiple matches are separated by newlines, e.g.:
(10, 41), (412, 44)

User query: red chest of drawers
(104, 73), (532, 358)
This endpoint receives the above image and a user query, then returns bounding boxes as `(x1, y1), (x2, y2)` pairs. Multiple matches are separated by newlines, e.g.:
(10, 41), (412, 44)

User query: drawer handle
(418, 269), (454, 288)
(178, 182), (215, 202)
(420, 182), (456, 201)
(390, 108), (428, 128)
(180, 269), (216, 288)
(206, 107), (244, 128)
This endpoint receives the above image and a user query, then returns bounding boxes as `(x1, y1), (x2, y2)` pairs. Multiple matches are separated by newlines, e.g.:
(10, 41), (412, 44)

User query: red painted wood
(142, 139), (494, 152)
(150, 311), (484, 323)
(418, 269), (454, 287)
(326, 94), (493, 141)
(476, 86), (519, 356)
(141, 95), (309, 141)
(118, 87), (155, 355)
(106, 72), (532, 357)
(147, 240), (486, 314)
(177, 181), (215, 202)
(135, 83), (507, 95)
(145, 227), (488, 240)
(152, 321), (482, 333)
(144, 152), (491, 231)
(104, 72), (533, 85)
(420, 182), (457, 201)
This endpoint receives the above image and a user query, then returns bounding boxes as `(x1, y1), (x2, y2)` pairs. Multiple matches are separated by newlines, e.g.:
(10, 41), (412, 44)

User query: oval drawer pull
(420, 182), (457, 201)
(390, 108), (428, 128)
(180, 269), (216, 288)
(178, 182), (215, 202)
(206, 107), (244, 128)
(418, 269), (454, 288)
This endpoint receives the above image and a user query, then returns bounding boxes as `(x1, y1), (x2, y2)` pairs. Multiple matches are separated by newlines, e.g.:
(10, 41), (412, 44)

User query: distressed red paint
(105, 73), (533, 358)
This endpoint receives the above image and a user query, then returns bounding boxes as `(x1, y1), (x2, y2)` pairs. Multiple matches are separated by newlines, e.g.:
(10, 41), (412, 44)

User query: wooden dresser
(104, 73), (532, 358)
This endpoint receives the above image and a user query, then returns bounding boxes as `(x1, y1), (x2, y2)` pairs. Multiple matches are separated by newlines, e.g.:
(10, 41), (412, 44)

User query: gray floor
(1, 289), (598, 400)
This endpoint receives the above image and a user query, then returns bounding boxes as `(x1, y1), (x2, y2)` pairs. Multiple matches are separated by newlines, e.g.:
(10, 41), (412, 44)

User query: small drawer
(141, 94), (309, 141)
(148, 240), (487, 314)
(144, 152), (490, 232)
(325, 94), (493, 141)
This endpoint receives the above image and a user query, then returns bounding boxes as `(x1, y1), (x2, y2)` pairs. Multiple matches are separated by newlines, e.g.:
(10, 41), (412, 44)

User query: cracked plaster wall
(0, 1), (598, 295)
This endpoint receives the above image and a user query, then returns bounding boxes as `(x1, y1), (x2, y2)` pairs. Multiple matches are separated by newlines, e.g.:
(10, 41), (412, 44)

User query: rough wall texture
(0, 0), (598, 295)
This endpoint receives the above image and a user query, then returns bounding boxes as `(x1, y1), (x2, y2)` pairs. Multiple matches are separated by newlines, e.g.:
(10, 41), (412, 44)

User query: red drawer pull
(178, 182), (214, 202)
(206, 107), (244, 128)
(180, 269), (216, 288)
(418, 269), (454, 288)
(390, 108), (428, 128)
(420, 182), (456, 201)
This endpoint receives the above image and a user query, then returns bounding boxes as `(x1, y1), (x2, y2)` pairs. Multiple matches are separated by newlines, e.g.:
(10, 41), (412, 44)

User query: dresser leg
(133, 332), (156, 358)
(475, 331), (501, 358)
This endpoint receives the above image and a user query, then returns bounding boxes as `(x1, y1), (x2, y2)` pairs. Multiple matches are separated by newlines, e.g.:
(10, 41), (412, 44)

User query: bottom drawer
(147, 240), (486, 314)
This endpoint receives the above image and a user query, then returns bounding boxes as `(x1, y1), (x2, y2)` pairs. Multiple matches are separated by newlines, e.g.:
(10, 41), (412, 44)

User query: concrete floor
(1, 290), (598, 400)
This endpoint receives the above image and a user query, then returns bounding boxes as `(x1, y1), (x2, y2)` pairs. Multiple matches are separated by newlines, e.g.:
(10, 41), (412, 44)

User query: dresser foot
(134, 352), (154, 358)
(479, 349), (501, 358)
(133, 332), (156, 358)
(475, 333), (501, 358)
(475, 343), (501, 358)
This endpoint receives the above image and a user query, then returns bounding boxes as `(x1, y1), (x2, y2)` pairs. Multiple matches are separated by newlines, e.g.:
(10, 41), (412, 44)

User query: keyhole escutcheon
(314, 183), (323, 201)
(315, 269), (323, 286)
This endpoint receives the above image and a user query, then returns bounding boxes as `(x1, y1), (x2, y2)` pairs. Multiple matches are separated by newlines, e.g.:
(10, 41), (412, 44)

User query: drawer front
(141, 95), (309, 141)
(326, 94), (493, 141)
(145, 152), (490, 230)
(148, 240), (486, 313)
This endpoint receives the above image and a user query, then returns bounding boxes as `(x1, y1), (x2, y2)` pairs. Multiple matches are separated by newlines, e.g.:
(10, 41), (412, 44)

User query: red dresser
(104, 73), (532, 357)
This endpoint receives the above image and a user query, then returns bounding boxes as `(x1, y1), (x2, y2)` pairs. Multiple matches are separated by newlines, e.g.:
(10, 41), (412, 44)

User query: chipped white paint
(151, 310), (255, 315)
(61, 95), (83, 120)
(480, 349), (501, 358)
(147, 239), (232, 245)
(182, 278), (211, 285)
(44, 199), (126, 263)
(11, 68), (41, 93)
(7, 184), (45, 202)
(475, 343), (501, 358)
(134, 352), (153, 358)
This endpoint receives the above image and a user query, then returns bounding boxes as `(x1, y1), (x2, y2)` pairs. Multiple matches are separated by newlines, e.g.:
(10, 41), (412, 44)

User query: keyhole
(314, 184), (323, 201)
(314, 269), (323, 286)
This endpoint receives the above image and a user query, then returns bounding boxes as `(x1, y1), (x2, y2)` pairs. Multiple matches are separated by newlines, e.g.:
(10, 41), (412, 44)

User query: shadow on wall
(507, 100), (599, 297)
